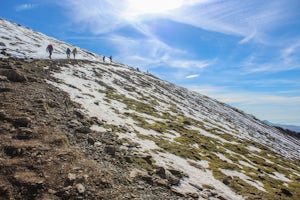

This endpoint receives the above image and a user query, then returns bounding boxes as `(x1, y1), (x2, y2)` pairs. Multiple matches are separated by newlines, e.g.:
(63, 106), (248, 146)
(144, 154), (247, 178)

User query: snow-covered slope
(0, 18), (101, 60)
(1, 18), (299, 199)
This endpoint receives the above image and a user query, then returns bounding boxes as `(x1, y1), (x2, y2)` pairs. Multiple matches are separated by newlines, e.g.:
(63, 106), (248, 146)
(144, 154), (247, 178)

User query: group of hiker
(103, 55), (112, 63)
(46, 44), (77, 60)
(66, 47), (77, 59)
(46, 44), (112, 63)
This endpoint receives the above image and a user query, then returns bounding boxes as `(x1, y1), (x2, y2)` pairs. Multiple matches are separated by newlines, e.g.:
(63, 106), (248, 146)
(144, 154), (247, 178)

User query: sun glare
(127, 0), (183, 16)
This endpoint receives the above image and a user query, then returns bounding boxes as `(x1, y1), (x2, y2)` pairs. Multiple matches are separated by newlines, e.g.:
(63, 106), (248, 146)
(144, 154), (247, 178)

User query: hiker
(46, 44), (53, 59)
(103, 56), (105, 63)
(72, 48), (77, 59)
(66, 48), (71, 59)
(109, 55), (112, 63)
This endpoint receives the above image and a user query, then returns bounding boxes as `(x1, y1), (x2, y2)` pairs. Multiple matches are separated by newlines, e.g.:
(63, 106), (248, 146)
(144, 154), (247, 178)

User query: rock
(0, 69), (27, 82)
(168, 168), (184, 178)
(0, 87), (13, 92)
(125, 141), (140, 148)
(79, 174), (89, 183)
(153, 178), (169, 188)
(48, 189), (57, 194)
(129, 169), (150, 180)
(67, 119), (82, 128)
(76, 183), (85, 193)
(13, 117), (31, 128)
(67, 173), (76, 182)
(73, 109), (85, 119)
(281, 188), (292, 197)
(14, 128), (34, 140)
(216, 195), (228, 200)
(222, 176), (232, 185)
(90, 116), (103, 126)
(155, 167), (181, 185)
(187, 192), (199, 198)
(87, 137), (95, 145)
(142, 155), (153, 165)
(187, 160), (206, 171)
(76, 126), (90, 134)
(104, 145), (116, 156)
(165, 170), (180, 186)
(0, 75), (9, 81)
(13, 171), (44, 185)
(171, 188), (186, 197)
(62, 186), (72, 191)
(189, 182), (203, 191)
(0, 110), (8, 120)
(94, 141), (102, 147)
(155, 167), (167, 179)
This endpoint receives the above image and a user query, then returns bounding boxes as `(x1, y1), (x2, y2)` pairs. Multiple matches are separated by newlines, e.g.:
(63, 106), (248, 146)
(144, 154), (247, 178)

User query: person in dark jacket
(66, 48), (71, 59)
(46, 44), (53, 59)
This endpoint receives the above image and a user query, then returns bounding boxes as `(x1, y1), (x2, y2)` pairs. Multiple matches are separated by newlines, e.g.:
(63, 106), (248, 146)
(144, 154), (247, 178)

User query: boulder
(0, 69), (27, 82)
(76, 183), (85, 194)
(13, 117), (31, 128)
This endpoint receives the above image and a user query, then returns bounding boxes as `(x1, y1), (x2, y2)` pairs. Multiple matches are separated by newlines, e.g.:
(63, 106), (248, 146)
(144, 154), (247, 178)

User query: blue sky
(1, 0), (300, 125)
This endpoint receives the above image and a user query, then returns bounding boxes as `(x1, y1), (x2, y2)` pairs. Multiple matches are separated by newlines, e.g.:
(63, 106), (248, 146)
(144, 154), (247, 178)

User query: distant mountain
(1, 18), (300, 199)
(263, 120), (300, 133)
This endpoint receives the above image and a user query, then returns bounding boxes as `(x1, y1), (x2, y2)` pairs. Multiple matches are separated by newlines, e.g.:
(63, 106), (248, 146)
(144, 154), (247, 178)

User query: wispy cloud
(15, 4), (36, 12)
(242, 59), (300, 74)
(56, 0), (298, 69)
(281, 39), (300, 64)
(241, 39), (300, 74)
(105, 34), (213, 71)
(186, 74), (199, 79)
(167, 0), (295, 43)
(168, 59), (213, 69)
(59, 1), (292, 40)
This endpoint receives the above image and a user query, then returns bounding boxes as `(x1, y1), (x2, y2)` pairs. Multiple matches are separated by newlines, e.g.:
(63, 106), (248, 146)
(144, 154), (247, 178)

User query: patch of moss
(1, 36), (10, 40)
(126, 156), (155, 172)
(105, 89), (161, 118)
(149, 99), (159, 106)
(202, 184), (215, 190)
(228, 177), (269, 199)
(82, 93), (95, 98)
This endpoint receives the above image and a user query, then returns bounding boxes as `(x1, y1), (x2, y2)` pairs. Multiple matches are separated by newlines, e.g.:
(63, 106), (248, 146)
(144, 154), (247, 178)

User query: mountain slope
(1, 18), (300, 199)
(0, 18), (101, 61)
(263, 120), (300, 134)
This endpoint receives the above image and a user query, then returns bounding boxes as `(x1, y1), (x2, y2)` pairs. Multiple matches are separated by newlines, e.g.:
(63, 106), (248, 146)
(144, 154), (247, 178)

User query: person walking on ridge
(109, 55), (112, 63)
(46, 44), (53, 59)
(72, 48), (77, 59)
(66, 48), (71, 59)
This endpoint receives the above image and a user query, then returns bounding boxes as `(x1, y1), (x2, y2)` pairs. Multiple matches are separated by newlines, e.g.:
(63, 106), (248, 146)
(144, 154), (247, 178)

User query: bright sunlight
(127, 0), (184, 16)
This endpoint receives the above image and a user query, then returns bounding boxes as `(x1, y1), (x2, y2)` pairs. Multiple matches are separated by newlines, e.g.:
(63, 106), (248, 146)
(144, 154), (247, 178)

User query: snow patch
(215, 153), (234, 164)
(246, 145), (261, 152)
(268, 172), (291, 182)
(220, 169), (267, 192)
